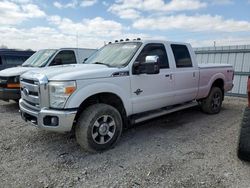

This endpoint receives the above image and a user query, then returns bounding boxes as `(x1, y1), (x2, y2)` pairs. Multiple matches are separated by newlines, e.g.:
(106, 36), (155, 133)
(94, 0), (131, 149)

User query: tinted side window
(171, 44), (192, 68)
(22, 56), (29, 62)
(0, 56), (2, 65)
(51, 50), (77, 66)
(136, 43), (169, 68)
(2, 55), (24, 65)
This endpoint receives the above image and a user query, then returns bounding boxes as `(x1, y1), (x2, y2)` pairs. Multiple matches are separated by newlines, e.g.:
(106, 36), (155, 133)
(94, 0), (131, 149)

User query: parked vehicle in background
(19, 39), (234, 152)
(0, 49), (34, 71)
(238, 76), (250, 161)
(0, 48), (97, 102)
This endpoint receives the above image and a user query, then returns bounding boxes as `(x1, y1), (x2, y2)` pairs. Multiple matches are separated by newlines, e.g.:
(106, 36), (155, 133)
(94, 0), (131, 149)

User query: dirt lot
(0, 97), (250, 188)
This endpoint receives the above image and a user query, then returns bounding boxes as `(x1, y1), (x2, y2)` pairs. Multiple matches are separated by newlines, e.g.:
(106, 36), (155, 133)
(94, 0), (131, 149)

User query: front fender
(65, 82), (132, 116)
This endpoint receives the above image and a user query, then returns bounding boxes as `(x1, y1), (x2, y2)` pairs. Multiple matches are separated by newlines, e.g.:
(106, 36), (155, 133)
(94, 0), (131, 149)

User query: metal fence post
(248, 76), (250, 106)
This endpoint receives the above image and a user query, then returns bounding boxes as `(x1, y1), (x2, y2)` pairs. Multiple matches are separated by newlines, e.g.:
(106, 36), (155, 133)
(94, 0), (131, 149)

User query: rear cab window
(171, 44), (193, 68)
(50, 50), (77, 66)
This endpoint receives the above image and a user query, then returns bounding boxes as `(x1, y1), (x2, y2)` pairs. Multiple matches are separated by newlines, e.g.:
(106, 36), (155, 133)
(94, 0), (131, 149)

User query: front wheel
(75, 103), (123, 152)
(200, 87), (223, 114)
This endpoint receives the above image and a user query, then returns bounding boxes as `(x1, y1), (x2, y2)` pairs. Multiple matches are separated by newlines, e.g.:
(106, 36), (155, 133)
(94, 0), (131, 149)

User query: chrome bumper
(0, 88), (20, 101)
(19, 99), (77, 132)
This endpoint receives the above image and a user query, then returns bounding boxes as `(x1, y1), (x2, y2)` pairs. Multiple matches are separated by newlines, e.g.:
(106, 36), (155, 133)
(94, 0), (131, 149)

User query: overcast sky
(1, 0), (250, 50)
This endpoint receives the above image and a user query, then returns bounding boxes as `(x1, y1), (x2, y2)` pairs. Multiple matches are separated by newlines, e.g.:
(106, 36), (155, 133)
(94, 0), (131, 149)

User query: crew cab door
(130, 43), (175, 114)
(49, 50), (77, 66)
(170, 44), (199, 103)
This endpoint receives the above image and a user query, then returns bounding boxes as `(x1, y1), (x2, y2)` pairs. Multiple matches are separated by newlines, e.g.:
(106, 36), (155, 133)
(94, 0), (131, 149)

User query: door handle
(193, 72), (196, 77)
(165, 74), (173, 80)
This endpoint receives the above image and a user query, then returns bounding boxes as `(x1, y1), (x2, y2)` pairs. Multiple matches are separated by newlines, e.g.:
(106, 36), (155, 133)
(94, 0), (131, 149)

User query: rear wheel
(75, 103), (123, 152)
(201, 87), (223, 114)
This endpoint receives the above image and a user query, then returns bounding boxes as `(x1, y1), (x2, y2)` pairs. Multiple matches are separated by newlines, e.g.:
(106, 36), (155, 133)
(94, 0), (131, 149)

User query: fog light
(51, 117), (58, 126)
(43, 116), (58, 126)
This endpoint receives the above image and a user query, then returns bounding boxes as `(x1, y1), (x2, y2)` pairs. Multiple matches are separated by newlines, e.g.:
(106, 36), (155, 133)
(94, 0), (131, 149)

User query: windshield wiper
(93, 62), (110, 67)
(22, 65), (33, 67)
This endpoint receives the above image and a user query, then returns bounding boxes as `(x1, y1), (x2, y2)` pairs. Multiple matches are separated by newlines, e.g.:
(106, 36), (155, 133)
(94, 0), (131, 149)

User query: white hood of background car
(0, 66), (37, 77)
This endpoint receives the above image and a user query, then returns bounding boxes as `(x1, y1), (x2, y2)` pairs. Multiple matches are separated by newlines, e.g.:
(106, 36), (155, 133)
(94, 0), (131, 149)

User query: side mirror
(133, 55), (160, 75)
(145, 55), (160, 74)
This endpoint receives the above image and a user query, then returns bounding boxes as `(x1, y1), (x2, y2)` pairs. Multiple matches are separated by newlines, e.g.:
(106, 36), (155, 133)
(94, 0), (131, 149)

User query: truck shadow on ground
(29, 105), (224, 157)
(126, 106), (204, 131)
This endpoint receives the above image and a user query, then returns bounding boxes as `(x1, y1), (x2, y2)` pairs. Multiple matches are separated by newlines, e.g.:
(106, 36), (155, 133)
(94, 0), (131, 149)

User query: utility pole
(213, 41), (216, 47)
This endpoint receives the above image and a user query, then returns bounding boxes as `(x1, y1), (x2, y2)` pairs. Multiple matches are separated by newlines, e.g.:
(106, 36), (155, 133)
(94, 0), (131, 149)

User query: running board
(131, 101), (198, 124)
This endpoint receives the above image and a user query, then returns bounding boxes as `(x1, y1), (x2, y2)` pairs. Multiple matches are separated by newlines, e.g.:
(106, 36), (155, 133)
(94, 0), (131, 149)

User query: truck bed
(198, 63), (232, 69)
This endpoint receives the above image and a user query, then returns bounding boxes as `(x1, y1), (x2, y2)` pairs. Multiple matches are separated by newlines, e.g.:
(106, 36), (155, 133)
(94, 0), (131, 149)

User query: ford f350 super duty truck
(0, 48), (96, 102)
(19, 40), (234, 152)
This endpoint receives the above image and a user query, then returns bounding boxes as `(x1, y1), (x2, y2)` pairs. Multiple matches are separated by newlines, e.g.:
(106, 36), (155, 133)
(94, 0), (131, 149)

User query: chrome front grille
(20, 78), (40, 111)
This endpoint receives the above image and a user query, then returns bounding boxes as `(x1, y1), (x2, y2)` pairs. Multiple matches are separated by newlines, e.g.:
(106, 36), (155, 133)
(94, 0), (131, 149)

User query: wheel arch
(73, 92), (129, 129)
(211, 78), (225, 100)
(212, 77), (224, 90)
(199, 73), (226, 99)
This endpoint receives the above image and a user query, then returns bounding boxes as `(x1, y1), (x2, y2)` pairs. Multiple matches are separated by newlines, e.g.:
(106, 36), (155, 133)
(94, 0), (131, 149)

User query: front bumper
(0, 87), (20, 101)
(19, 99), (77, 132)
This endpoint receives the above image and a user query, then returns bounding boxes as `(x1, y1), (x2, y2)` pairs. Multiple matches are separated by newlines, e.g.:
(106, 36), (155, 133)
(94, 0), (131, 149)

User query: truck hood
(0, 66), (37, 77)
(22, 64), (122, 81)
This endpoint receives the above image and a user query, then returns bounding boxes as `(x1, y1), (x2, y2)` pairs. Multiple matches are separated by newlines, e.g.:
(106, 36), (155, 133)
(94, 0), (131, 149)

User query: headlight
(7, 76), (20, 88)
(49, 81), (76, 109)
(13, 76), (19, 83)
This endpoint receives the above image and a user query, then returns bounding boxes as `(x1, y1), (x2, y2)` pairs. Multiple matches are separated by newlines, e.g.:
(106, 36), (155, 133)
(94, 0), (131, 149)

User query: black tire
(238, 107), (250, 162)
(75, 103), (123, 152)
(201, 87), (223, 114)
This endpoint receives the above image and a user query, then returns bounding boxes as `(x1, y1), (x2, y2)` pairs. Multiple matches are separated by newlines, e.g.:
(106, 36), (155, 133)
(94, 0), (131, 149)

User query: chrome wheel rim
(212, 92), (221, 110)
(92, 115), (116, 145)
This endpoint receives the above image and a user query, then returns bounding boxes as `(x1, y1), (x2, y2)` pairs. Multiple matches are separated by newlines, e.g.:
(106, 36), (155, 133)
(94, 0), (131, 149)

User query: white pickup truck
(0, 48), (96, 102)
(19, 40), (234, 152)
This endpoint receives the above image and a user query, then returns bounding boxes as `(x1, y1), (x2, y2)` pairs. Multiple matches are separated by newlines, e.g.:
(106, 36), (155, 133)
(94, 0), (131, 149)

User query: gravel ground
(1, 97), (250, 188)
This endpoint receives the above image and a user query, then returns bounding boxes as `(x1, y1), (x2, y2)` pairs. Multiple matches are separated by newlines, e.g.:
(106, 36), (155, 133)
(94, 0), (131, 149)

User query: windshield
(85, 42), (142, 67)
(22, 49), (57, 67)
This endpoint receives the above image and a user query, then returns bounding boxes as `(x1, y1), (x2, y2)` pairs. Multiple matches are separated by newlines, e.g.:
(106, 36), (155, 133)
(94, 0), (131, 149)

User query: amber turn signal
(65, 86), (76, 95)
(7, 83), (20, 88)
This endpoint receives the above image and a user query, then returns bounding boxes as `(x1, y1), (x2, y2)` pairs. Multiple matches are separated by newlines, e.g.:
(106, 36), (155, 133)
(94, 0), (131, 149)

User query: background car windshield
(85, 42), (141, 67)
(22, 49), (57, 67)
